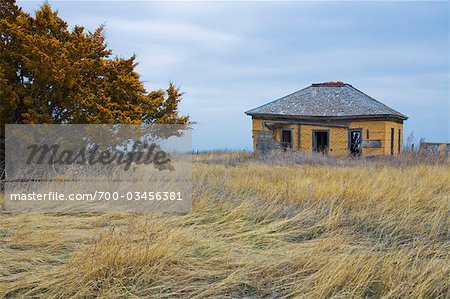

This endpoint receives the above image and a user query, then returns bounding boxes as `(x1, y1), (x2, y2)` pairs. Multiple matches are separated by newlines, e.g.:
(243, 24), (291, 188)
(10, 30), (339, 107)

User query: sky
(18, 1), (449, 151)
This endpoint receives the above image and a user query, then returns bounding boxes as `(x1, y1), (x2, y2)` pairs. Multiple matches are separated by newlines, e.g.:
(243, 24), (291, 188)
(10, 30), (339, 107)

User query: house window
(398, 129), (401, 154)
(348, 129), (362, 157)
(367, 129), (369, 139)
(281, 129), (293, 150)
(390, 128), (395, 155)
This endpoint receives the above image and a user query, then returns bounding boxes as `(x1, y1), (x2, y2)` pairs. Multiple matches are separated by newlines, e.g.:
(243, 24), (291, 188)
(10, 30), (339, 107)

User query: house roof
(245, 82), (408, 120)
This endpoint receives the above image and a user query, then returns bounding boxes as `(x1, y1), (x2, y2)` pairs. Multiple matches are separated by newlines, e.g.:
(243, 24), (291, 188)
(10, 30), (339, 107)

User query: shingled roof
(245, 82), (408, 120)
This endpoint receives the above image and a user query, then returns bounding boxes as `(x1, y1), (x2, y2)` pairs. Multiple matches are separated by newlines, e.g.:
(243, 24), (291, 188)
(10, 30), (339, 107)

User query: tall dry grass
(0, 153), (449, 298)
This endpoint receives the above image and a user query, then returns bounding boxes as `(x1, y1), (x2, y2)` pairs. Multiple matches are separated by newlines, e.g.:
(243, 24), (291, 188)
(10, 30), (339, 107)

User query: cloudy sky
(19, 1), (449, 150)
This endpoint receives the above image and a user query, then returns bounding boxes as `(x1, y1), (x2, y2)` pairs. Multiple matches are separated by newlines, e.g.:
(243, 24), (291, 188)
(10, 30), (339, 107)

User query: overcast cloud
(19, 1), (449, 150)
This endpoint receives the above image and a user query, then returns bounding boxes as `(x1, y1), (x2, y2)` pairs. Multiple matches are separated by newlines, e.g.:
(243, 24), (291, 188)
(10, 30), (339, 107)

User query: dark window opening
(367, 129), (369, 139)
(281, 129), (293, 150)
(313, 131), (329, 154)
(390, 128), (395, 155)
(398, 129), (401, 154)
(349, 129), (362, 157)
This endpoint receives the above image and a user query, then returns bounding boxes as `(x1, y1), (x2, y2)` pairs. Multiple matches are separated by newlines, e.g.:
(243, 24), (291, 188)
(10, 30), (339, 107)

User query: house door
(349, 129), (362, 157)
(313, 130), (329, 153)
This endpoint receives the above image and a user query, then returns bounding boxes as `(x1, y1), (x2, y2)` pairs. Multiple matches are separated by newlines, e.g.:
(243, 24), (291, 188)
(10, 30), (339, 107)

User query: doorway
(313, 130), (329, 153)
(281, 129), (293, 150)
(348, 129), (362, 157)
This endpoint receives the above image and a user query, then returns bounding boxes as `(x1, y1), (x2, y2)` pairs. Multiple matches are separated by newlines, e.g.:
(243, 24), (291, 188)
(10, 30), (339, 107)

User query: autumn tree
(0, 0), (190, 178)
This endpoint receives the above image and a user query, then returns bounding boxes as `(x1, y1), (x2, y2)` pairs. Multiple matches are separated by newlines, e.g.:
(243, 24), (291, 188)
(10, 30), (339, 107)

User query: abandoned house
(245, 82), (408, 156)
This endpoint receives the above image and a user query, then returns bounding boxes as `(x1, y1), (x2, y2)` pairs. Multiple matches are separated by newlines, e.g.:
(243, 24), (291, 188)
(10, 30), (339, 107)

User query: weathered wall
(251, 118), (265, 151)
(347, 120), (403, 156)
(349, 121), (383, 156)
(384, 121), (404, 155)
(251, 117), (404, 156)
(299, 125), (348, 156)
(252, 119), (300, 151)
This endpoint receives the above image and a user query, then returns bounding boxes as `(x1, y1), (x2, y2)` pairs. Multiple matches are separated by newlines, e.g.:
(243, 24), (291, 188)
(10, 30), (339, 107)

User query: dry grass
(0, 153), (449, 298)
(193, 149), (450, 167)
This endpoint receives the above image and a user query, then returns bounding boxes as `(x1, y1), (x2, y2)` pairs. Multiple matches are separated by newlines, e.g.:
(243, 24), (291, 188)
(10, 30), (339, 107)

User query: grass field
(0, 152), (449, 298)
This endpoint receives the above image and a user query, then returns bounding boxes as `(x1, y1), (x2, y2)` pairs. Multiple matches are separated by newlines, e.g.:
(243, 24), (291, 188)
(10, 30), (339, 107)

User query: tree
(0, 0), (190, 178)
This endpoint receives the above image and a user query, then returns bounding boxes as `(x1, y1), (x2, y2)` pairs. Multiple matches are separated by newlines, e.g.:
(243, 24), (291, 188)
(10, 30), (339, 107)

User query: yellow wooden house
(245, 82), (408, 157)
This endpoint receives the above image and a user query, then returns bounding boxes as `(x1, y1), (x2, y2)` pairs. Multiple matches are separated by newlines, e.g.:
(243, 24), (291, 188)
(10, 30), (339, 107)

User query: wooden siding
(383, 121), (404, 155)
(251, 117), (404, 157)
(349, 121), (386, 156)
(299, 125), (348, 156)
